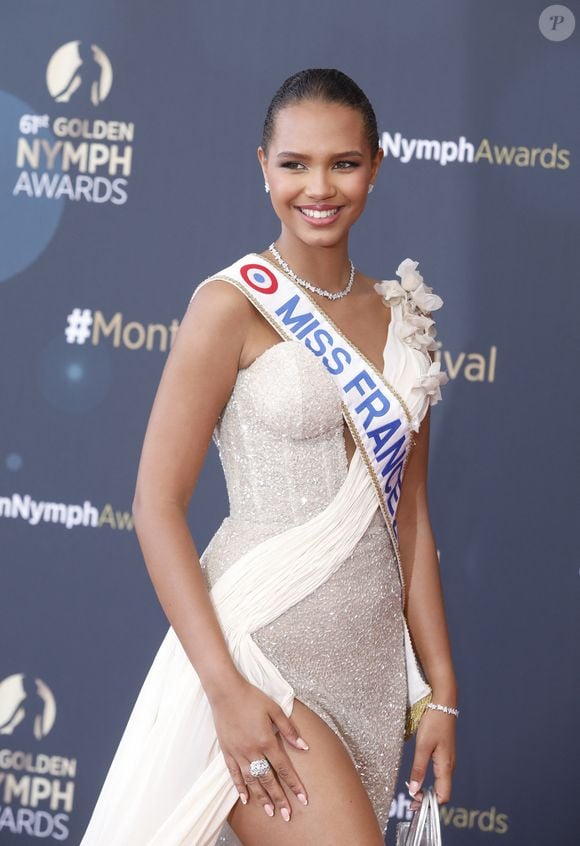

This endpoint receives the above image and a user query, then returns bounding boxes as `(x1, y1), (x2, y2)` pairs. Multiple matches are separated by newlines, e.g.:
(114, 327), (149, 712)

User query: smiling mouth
(297, 206), (342, 219)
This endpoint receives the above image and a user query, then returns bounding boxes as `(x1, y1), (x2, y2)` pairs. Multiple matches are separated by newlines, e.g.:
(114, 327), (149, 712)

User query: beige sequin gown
(202, 339), (408, 843)
(79, 256), (448, 846)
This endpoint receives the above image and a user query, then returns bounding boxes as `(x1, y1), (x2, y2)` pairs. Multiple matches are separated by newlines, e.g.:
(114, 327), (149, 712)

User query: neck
(270, 230), (352, 293)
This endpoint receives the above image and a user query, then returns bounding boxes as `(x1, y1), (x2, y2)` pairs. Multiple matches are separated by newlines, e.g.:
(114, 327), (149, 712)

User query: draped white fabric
(80, 451), (381, 846)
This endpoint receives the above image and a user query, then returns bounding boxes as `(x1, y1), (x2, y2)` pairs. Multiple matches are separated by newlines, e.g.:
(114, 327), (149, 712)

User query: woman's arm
(131, 280), (252, 703)
(397, 407), (458, 705)
(130, 280), (311, 814)
(396, 403), (458, 806)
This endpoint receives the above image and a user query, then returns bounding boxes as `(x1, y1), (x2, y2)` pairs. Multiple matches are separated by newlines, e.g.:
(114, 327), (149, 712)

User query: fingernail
(281, 807), (290, 822)
(239, 793), (247, 805)
(409, 780), (420, 796)
(297, 792), (308, 805)
(264, 803), (274, 817)
(296, 736), (309, 750)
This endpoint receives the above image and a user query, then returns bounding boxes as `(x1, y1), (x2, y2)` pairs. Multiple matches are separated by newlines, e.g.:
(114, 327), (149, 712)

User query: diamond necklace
(268, 242), (355, 301)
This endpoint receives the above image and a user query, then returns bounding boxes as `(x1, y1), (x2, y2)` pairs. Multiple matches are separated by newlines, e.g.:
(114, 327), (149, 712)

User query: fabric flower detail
(412, 360), (450, 406)
(410, 283), (443, 314)
(373, 278), (406, 306)
(373, 257), (444, 352)
(395, 313), (440, 352)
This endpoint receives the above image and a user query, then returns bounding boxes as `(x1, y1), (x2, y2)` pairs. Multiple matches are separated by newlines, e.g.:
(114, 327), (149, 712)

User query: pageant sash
(198, 253), (415, 603)
(198, 254), (432, 739)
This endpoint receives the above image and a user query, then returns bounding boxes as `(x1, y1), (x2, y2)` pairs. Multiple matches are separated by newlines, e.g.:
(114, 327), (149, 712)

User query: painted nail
(297, 792), (308, 805)
(296, 736), (309, 750)
(239, 793), (247, 805)
(281, 807), (290, 822)
(264, 803), (274, 817)
(409, 780), (421, 796)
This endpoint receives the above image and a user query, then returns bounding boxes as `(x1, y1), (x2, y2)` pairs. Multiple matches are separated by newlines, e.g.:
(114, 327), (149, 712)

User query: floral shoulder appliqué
(373, 258), (449, 407)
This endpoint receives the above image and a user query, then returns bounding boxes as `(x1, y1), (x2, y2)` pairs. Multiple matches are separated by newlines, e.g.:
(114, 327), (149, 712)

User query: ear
(257, 146), (268, 180)
(370, 146), (384, 182)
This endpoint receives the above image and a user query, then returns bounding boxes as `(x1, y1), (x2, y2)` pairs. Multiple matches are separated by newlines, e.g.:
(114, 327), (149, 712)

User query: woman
(80, 68), (457, 846)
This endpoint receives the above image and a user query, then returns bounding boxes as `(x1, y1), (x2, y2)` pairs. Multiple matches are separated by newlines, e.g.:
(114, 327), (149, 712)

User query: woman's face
(258, 99), (383, 248)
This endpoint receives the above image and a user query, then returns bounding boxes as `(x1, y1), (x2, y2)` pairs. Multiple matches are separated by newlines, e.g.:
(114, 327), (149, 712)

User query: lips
(297, 204), (341, 210)
(295, 205), (343, 224)
(300, 207), (338, 218)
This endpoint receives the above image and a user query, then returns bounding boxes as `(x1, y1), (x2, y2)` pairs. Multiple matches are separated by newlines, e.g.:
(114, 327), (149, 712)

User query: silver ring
(249, 758), (271, 778)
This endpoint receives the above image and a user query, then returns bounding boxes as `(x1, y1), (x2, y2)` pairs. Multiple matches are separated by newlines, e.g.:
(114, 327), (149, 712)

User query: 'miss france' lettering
(343, 370), (406, 518)
(275, 295), (407, 519)
(275, 295), (351, 374)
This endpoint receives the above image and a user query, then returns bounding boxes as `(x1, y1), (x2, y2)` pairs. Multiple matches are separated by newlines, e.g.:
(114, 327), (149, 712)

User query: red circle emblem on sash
(240, 264), (278, 294)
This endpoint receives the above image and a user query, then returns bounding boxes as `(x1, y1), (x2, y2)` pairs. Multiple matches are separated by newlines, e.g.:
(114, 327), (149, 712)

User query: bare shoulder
(174, 277), (254, 353)
(355, 270), (383, 298)
(186, 276), (254, 324)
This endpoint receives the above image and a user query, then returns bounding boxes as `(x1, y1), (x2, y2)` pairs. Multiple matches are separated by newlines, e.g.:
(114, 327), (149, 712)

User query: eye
(334, 160), (360, 169)
(279, 161), (306, 170)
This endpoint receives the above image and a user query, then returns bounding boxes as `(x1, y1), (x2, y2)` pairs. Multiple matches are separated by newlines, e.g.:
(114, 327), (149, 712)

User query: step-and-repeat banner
(1, 2), (578, 844)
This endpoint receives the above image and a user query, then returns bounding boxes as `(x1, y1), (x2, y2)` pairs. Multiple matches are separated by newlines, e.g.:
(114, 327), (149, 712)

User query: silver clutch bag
(396, 786), (442, 846)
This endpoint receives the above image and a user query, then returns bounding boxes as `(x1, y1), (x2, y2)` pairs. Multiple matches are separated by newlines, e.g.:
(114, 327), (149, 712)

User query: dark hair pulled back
(261, 68), (380, 156)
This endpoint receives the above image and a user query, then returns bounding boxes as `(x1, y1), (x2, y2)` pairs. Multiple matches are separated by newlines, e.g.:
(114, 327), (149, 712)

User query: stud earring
(368, 184), (374, 194)
(264, 182), (270, 193)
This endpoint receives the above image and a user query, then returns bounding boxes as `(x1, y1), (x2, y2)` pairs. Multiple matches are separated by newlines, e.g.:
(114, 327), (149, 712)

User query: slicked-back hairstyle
(261, 68), (380, 156)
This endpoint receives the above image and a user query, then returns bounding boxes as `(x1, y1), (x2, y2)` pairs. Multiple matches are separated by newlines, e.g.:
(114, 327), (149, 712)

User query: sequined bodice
(214, 340), (351, 527)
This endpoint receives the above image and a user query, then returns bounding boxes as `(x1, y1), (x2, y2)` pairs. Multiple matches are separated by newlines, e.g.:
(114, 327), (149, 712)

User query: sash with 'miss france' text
(201, 253), (416, 576)
(196, 253), (434, 737)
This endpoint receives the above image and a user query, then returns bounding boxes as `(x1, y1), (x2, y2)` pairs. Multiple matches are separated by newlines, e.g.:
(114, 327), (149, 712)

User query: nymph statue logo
(0, 674), (56, 741)
(46, 41), (113, 106)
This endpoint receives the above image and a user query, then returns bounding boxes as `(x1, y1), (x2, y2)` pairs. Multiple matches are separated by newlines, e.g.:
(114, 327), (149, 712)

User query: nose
(304, 167), (336, 200)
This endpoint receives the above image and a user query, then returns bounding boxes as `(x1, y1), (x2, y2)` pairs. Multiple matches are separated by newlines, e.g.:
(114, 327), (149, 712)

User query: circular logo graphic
(539, 5), (575, 41)
(240, 264), (278, 294)
(46, 41), (113, 105)
(0, 674), (56, 740)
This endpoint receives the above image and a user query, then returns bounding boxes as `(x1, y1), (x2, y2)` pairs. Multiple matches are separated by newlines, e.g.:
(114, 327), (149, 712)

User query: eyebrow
(276, 150), (364, 159)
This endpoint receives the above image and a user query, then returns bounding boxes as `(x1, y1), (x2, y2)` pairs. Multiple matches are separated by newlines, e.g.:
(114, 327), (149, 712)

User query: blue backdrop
(1, 1), (579, 844)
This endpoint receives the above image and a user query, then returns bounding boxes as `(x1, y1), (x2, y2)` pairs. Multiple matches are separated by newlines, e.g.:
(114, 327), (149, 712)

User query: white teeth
(299, 207), (339, 219)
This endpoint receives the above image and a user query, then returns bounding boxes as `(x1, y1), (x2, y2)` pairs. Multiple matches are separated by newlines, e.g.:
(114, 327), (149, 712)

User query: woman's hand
(407, 708), (456, 810)
(210, 674), (310, 822)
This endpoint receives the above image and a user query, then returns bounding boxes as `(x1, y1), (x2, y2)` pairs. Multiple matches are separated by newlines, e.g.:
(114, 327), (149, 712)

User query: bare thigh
(227, 697), (385, 846)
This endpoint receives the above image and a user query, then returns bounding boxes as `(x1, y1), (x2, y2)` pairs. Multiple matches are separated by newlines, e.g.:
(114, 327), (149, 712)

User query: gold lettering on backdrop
(98, 504), (116, 528)
(92, 311), (122, 346)
(464, 354), (485, 382)
(434, 346), (497, 383)
(0, 752), (76, 778)
(475, 138), (570, 170)
(52, 118), (135, 143)
(90, 312), (179, 352)
(146, 323), (170, 351)
(451, 807), (469, 828)
(97, 505), (134, 531)
(438, 804), (509, 834)
(488, 344), (497, 381)
(495, 145), (517, 166)
(441, 351), (465, 380)
(475, 138), (493, 164)
(114, 510), (134, 531)
(122, 321), (146, 350)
